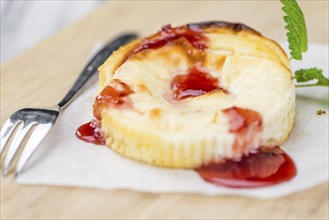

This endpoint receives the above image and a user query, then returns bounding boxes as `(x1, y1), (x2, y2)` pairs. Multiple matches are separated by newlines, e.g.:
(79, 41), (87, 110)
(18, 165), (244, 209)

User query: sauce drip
(123, 24), (207, 63)
(171, 64), (220, 100)
(75, 120), (105, 145)
(196, 146), (296, 188)
(93, 82), (133, 120)
(223, 107), (262, 153)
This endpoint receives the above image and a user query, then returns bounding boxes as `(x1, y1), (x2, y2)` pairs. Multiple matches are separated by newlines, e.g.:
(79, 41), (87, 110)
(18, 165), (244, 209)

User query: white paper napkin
(16, 43), (329, 199)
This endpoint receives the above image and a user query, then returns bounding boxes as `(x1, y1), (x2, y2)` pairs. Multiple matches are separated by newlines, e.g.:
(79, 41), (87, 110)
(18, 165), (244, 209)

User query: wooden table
(1, 1), (328, 219)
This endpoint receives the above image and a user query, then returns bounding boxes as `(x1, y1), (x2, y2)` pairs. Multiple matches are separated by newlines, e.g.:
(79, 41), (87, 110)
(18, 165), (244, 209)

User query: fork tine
(15, 123), (53, 176)
(0, 119), (20, 154)
(2, 122), (35, 176)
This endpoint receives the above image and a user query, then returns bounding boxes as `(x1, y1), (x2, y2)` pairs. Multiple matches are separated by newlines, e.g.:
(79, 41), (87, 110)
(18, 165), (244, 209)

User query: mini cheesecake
(94, 21), (295, 168)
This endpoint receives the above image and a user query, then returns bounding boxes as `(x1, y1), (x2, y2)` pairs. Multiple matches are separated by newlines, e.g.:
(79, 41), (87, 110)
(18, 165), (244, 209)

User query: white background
(1, 0), (102, 63)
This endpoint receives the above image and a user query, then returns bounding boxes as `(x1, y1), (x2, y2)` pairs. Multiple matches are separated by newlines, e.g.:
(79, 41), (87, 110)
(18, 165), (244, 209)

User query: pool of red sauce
(171, 63), (219, 100)
(196, 147), (296, 188)
(76, 23), (297, 188)
(76, 120), (105, 145)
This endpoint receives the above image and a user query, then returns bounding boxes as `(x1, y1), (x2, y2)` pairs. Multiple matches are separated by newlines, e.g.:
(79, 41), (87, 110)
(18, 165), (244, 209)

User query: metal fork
(0, 33), (137, 176)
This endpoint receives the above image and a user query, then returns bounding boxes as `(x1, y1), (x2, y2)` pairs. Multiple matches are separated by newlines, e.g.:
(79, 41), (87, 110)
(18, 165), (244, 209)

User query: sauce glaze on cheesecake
(77, 21), (296, 187)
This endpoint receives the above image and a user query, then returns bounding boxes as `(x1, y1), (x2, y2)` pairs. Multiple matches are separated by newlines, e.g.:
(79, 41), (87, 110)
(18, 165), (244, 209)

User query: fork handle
(57, 33), (137, 109)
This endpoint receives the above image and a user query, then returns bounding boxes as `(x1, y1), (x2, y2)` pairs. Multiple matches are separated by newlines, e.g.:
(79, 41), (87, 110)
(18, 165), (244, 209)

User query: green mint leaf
(294, 68), (329, 87)
(280, 0), (308, 60)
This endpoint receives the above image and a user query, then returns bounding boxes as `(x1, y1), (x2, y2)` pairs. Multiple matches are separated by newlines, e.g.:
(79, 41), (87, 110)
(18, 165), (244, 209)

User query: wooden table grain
(1, 1), (328, 219)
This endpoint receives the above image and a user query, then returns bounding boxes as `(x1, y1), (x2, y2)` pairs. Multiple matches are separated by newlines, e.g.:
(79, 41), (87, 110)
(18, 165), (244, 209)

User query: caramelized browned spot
(204, 54), (227, 72)
(122, 24), (207, 65)
(216, 56), (227, 69)
(212, 112), (219, 123)
(188, 21), (261, 35)
(149, 108), (162, 118)
(137, 84), (152, 95)
(119, 21), (261, 68)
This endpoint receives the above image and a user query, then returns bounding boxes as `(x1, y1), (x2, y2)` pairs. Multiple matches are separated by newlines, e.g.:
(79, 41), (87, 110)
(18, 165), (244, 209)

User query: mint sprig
(280, 0), (329, 87)
(281, 0), (307, 60)
(294, 68), (329, 87)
